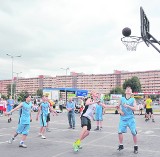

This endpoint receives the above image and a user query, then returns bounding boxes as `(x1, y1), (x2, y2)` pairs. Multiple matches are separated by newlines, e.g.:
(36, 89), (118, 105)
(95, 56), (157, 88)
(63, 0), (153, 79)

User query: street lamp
(6, 54), (21, 98)
(13, 72), (22, 100)
(60, 67), (69, 104)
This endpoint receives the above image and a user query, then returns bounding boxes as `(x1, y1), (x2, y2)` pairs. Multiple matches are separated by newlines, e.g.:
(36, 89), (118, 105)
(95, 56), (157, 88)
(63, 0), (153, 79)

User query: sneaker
(94, 127), (99, 131)
(41, 135), (46, 139)
(145, 118), (149, 122)
(152, 119), (155, 122)
(10, 117), (12, 121)
(117, 145), (124, 151)
(73, 143), (79, 152)
(72, 127), (75, 129)
(78, 145), (82, 149)
(38, 133), (42, 137)
(8, 119), (11, 123)
(8, 138), (14, 144)
(19, 143), (27, 148)
(134, 146), (138, 154)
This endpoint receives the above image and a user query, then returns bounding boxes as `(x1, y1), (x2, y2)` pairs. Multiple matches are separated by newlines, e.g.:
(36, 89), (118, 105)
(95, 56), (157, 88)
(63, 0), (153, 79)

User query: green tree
(123, 76), (141, 93)
(1, 94), (7, 100)
(18, 90), (28, 102)
(110, 86), (125, 95)
(36, 89), (43, 97)
(103, 94), (110, 101)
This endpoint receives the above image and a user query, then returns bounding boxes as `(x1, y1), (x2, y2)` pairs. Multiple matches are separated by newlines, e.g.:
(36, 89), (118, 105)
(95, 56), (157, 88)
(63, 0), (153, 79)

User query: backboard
(140, 7), (150, 46)
(140, 7), (160, 53)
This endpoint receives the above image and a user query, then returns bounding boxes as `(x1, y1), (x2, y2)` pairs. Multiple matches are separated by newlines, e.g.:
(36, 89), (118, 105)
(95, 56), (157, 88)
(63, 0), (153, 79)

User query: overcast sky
(0, 0), (160, 80)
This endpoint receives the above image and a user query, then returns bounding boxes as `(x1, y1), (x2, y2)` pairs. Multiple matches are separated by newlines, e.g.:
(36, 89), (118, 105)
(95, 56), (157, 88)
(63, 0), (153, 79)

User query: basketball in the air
(122, 27), (131, 37)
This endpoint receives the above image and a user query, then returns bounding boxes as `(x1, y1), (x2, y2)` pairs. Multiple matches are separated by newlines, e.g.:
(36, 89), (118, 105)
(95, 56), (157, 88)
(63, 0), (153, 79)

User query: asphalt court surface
(0, 111), (160, 157)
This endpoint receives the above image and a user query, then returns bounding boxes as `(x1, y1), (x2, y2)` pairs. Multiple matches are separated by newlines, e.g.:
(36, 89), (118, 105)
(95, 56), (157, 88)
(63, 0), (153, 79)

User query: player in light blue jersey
(6, 96), (14, 123)
(94, 93), (103, 131)
(36, 95), (57, 139)
(5, 93), (32, 148)
(117, 86), (138, 154)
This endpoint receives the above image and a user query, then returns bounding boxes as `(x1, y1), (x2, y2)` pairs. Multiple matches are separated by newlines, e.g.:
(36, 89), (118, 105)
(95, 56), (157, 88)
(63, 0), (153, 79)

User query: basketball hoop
(121, 36), (143, 51)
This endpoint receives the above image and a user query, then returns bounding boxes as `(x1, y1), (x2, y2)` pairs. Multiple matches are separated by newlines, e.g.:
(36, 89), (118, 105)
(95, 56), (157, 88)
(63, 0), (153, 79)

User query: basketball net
(121, 36), (143, 51)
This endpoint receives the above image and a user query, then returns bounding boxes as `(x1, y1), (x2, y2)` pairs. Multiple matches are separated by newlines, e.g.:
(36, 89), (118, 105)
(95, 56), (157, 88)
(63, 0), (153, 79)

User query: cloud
(0, 0), (160, 80)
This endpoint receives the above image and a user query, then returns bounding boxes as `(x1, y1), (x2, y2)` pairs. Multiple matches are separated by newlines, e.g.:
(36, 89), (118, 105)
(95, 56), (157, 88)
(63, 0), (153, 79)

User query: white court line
(0, 134), (11, 136)
(0, 129), (160, 156)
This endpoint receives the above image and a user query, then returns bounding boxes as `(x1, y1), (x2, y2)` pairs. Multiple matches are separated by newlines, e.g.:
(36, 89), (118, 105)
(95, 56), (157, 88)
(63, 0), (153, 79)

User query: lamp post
(60, 67), (69, 105)
(6, 54), (21, 98)
(13, 72), (22, 101)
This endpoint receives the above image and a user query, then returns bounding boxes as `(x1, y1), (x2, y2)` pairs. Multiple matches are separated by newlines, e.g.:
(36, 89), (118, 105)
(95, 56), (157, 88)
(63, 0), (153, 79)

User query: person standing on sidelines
(58, 98), (64, 112)
(6, 93), (32, 148)
(94, 100), (103, 131)
(117, 86), (138, 154)
(6, 96), (14, 123)
(66, 97), (76, 129)
(144, 95), (155, 122)
(73, 91), (115, 152)
(36, 95), (57, 139)
(0, 98), (4, 116)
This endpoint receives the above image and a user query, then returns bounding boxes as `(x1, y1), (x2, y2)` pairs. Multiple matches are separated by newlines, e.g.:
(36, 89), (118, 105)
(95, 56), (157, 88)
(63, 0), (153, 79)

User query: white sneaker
(19, 143), (27, 148)
(41, 135), (46, 139)
(8, 138), (14, 144)
(38, 133), (42, 137)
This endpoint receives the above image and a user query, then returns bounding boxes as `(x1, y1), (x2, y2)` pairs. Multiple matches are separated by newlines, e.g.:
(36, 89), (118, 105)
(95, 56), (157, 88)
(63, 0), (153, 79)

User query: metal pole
(61, 67), (69, 105)
(13, 72), (22, 101)
(6, 54), (21, 98)
(11, 56), (13, 98)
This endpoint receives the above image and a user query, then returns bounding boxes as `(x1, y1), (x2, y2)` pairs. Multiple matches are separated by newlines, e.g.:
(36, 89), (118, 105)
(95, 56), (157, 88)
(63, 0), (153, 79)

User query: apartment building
(0, 70), (160, 96)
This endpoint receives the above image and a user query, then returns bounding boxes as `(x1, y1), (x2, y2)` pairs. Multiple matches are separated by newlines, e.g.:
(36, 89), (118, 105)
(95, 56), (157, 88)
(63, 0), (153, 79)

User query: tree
(103, 94), (110, 101)
(123, 76), (141, 93)
(110, 86), (125, 95)
(36, 89), (43, 97)
(1, 94), (7, 100)
(18, 90), (29, 102)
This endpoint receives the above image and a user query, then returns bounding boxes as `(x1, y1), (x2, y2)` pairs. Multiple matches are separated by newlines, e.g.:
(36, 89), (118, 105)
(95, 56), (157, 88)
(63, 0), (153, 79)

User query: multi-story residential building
(0, 70), (160, 96)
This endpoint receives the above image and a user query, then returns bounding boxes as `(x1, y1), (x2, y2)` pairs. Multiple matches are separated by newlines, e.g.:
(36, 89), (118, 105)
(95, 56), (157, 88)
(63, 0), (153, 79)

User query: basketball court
(0, 111), (160, 157)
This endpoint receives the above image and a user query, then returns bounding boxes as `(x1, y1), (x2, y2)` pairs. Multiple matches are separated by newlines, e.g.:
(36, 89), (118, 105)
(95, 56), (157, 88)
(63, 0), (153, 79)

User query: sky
(0, 0), (160, 80)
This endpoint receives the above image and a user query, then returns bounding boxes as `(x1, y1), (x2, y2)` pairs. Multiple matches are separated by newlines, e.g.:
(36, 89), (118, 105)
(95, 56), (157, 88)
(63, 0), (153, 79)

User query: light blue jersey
(120, 97), (135, 120)
(18, 102), (32, 125)
(7, 99), (14, 112)
(41, 102), (50, 116)
(95, 104), (103, 121)
(118, 97), (137, 135)
(40, 102), (50, 127)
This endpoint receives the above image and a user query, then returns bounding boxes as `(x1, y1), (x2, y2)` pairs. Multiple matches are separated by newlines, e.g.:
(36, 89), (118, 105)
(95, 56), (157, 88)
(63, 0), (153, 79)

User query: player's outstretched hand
(4, 112), (10, 116)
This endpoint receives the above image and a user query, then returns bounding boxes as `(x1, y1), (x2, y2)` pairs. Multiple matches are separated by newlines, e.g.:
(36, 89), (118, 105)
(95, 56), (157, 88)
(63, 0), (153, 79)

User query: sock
(14, 133), (18, 138)
(75, 139), (81, 145)
(20, 141), (24, 145)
